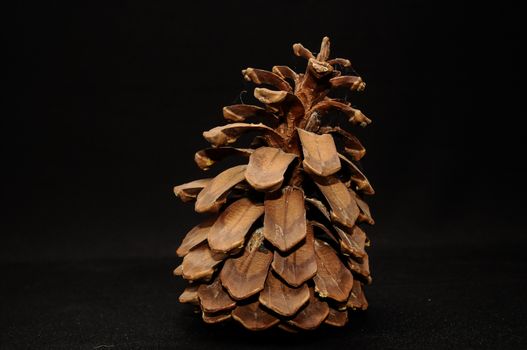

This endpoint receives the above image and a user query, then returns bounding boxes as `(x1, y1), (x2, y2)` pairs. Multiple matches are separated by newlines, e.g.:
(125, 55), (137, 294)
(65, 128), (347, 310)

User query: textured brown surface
(311, 220), (339, 245)
(231, 301), (280, 331)
(245, 147), (296, 191)
(319, 125), (366, 161)
(351, 189), (375, 224)
(329, 75), (366, 91)
(242, 68), (292, 92)
(197, 278), (236, 313)
(173, 178), (211, 202)
(258, 271), (310, 316)
(325, 307), (349, 327)
(203, 122), (283, 148)
(207, 198), (264, 253)
(202, 311), (232, 324)
(334, 225), (367, 258)
(287, 289), (330, 330)
(181, 244), (225, 281)
(173, 37), (375, 331)
(271, 224), (317, 287)
(222, 104), (278, 123)
(347, 281), (369, 310)
(298, 128), (341, 177)
(313, 239), (354, 302)
(178, 285), (199, 305)
(194, 165), (247, 213)
(312, 174), (360, 228)
(338, 153), (375, 195)
(176, 217), (216, 257)
(220, 230), (273, 300)
(347, 254), (371, 283)
(311, 98), (370, 128)
(272, 65), (298, 81)
(263, 186), (306, 252)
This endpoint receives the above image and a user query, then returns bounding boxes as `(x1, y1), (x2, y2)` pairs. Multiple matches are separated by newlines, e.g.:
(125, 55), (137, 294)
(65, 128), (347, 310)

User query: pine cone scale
(244, 147), (297, 191)
(219, 229), (273, 300)
(263, 186), (307, 252)
(258, 270), (310, 317)
(271, 224), (318, 287)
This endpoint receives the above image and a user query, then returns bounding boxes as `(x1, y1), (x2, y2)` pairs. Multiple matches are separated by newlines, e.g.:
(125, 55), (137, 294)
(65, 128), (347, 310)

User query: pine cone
(173, 36), (374, 331)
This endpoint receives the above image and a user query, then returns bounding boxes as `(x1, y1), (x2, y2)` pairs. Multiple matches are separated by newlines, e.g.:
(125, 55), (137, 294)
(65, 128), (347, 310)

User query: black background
(2, 0), (525, 348)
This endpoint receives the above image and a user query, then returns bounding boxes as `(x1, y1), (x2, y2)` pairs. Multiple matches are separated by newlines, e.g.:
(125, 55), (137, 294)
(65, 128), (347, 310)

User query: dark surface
(2, 243), (526, 349)
(3, 0), (526, 348)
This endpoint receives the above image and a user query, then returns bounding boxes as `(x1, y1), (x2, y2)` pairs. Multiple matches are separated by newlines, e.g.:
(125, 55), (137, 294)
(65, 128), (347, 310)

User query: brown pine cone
(173, 36), (374, 331)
